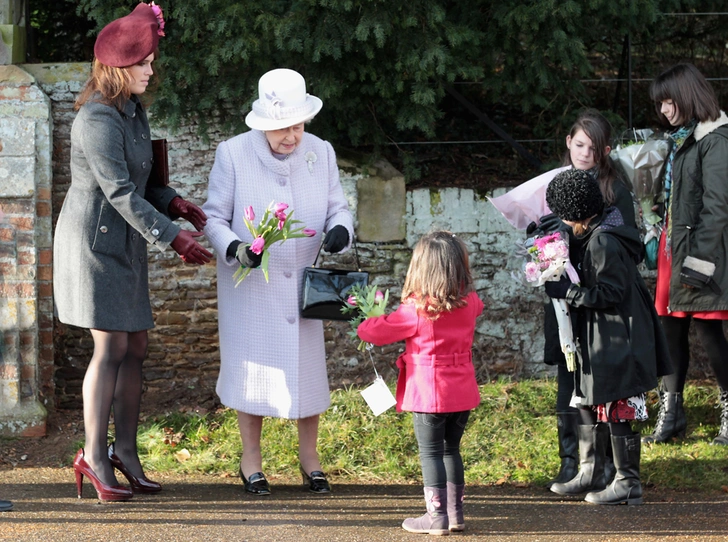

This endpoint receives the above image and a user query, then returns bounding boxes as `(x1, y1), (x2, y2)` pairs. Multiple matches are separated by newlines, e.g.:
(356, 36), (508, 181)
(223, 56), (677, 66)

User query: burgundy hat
(94, 2), (166, 68)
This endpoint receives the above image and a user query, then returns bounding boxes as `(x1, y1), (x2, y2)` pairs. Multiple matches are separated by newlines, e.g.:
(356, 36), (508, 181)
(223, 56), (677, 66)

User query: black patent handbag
(300, 240), (369, 321)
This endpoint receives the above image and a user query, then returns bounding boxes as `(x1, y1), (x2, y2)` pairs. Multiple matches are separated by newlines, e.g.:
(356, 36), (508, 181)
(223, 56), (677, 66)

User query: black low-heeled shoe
(300, 465), (331, 494)
(239, 467), (271, 496)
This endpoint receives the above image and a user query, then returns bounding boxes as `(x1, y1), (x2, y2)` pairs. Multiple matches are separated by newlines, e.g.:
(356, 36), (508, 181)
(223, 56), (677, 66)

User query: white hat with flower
(245, 68), (323, 131)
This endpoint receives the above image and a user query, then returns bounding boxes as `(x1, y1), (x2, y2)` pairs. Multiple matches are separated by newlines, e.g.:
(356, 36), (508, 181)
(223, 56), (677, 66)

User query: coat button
(134, 138), (137, 144)
(152, 228), (159, 236)
(142, 134), (147, 140)
(287, 316), (296, 324)
(132, 112), (136, 118)
(142, 161), (147, 169)
(284, 271), (292, 278)
(99, 226), (108, 233)
(131, 233), (137, 241)
(139, 256), (144, 263)
(278, 178), (287, 186)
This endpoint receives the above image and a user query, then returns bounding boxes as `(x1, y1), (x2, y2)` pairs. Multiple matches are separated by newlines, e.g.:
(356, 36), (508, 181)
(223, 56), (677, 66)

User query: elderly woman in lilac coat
(203, 69), (353, 495)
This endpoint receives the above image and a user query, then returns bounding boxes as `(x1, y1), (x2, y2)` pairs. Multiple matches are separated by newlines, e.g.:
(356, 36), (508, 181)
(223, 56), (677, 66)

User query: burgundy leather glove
(171, 230), (213, 264)
(168, 197), (207, 231)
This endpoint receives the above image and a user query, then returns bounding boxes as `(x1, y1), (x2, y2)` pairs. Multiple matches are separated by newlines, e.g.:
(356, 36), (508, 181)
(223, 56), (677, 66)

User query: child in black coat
(544, 169), (672, 505)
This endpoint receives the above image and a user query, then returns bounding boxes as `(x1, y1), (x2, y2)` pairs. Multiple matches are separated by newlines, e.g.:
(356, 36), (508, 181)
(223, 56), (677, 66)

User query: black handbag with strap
(300, 240), (369, 321)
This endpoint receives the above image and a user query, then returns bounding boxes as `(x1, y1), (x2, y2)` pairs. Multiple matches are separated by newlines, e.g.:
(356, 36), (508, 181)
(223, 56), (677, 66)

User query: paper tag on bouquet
(360, 376), (396, 416)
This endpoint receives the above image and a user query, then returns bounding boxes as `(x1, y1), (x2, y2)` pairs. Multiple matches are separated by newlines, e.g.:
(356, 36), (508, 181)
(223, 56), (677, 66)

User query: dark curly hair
(546, 169), (604, 222)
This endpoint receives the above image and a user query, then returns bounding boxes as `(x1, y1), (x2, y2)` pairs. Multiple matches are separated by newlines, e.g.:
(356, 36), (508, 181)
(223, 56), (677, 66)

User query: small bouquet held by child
(341, 284), (396, 416)
(518, 231), (581, 371)
(233, 201), (315, 286)
(341, 284), (390, 352)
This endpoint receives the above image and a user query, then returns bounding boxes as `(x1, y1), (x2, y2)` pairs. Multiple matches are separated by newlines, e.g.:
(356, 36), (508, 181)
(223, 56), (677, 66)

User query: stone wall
(27, 63), (673, 413)
(26, 63), (558, 410)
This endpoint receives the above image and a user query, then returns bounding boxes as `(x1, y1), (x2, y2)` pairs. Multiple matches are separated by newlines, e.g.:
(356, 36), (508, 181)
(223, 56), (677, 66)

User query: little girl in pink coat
(357, 231), (483, 535)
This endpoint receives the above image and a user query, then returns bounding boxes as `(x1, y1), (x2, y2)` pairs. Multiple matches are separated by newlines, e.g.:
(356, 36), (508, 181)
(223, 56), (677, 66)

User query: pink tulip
(375, 290), (384, 302)
(244, 206), (255, 222)
(250, 236), (265, 255)
(303, 228), (316, 237)
(347, 295), (357, 306)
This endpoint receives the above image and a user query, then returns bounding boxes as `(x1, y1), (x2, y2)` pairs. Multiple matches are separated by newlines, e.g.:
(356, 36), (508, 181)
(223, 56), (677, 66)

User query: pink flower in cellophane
(524, 261), (541, 283)
(541, 238), (569, 261)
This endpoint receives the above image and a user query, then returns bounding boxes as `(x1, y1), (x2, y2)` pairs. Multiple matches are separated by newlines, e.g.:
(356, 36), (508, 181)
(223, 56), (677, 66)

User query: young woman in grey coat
(645, 63), (728, 446)
(53, 3), (212, 502)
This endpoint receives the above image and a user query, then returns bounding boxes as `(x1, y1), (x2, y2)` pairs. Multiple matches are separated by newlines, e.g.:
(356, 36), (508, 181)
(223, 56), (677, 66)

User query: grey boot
(546, 411), (579, 488)
(550, 424), (607, 496)
(642, 391), (687, 443)
(585, 432), (643, 505)
(711, 389), (728, 446)
(0, 500), (12, 512)
(446, 482), (465, 532)
(402, 486), (449, 536)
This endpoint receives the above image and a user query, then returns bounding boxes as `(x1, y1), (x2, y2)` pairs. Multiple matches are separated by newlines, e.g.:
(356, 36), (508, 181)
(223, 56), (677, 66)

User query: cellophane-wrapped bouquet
(518, 231), (580, 371)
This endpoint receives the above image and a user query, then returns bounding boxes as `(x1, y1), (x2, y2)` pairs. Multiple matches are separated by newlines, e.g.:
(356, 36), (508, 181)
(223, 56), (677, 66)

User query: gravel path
(1, 468), (727, 541)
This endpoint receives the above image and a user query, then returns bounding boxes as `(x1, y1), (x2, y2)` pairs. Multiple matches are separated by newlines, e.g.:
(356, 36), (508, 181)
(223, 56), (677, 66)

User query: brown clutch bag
(149, 139), (169, 187)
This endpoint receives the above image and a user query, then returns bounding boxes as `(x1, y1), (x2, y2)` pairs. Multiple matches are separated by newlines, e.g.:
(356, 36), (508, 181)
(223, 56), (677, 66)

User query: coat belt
(408, 352), (472, 366)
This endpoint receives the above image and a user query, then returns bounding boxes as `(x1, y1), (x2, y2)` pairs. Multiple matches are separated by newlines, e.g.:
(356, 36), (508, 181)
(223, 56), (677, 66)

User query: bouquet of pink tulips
(341, 284), (390, 351)
(233, 201), (315, 286)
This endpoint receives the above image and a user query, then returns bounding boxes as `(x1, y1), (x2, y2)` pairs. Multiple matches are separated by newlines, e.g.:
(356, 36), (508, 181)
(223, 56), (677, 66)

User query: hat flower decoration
(150, 2), (165, 36)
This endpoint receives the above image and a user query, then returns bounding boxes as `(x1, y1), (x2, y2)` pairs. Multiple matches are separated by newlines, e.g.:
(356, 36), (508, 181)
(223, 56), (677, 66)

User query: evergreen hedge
(72, 0), (728, 149)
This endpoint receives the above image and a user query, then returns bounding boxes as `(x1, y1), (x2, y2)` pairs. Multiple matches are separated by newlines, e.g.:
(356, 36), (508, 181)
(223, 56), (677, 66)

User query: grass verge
(124, 378), (728, 490)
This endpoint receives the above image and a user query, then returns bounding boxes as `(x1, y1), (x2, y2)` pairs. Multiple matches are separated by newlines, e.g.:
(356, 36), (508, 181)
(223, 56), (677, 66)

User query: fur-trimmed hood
(694, 110), (728, 141)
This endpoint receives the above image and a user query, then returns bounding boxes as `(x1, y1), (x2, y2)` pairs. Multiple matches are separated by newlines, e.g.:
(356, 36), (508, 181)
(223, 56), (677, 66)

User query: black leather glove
(322, 225), (349, 253)
(227, 240), (262, 268)
(680, 256), (722, 294)
(536, 213), (564, 235)
(544, 275), (572, 299)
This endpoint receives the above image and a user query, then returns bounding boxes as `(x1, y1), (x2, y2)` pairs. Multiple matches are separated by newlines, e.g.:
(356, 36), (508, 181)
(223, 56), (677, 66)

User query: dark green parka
(667, 111), (728, 313)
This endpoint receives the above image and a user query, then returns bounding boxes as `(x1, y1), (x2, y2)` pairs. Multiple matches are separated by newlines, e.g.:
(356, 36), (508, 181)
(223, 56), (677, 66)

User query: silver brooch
(305, 151), (317, 175)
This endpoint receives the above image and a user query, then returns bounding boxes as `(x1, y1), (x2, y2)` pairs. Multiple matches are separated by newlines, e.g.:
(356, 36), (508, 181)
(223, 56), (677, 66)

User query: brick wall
(0, 65), (50, 435)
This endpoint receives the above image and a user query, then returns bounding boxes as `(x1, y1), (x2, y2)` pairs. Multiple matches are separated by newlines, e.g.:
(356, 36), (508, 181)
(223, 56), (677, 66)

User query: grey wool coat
(53, 95), (181, 331)
(202, 129), (354, 419)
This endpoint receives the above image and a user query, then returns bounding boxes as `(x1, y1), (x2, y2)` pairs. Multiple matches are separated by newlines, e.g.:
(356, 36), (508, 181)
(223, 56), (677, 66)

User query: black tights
(83, 329), (148, 486)
(660, 316), (728, 393)
(576, 407), (632, 436)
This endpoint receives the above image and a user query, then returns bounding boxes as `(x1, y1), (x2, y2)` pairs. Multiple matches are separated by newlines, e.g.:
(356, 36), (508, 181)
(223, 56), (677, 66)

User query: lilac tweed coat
(202, 129), (354, 419)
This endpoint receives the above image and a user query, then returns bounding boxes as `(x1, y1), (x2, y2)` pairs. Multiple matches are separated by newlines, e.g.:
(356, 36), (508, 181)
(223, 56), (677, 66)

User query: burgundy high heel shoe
(108, 443), (162, 494)
(73, 449), (133, 502)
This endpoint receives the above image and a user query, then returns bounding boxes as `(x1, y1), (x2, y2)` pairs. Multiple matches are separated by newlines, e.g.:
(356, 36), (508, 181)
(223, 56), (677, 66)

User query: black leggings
(660, 316), (728, 392)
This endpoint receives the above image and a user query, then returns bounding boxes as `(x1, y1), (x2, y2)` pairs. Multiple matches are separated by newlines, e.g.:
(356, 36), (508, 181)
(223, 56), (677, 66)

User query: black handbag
(300, 240), (369, 321)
